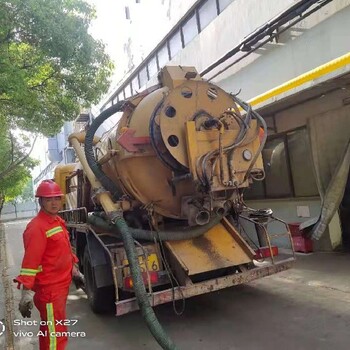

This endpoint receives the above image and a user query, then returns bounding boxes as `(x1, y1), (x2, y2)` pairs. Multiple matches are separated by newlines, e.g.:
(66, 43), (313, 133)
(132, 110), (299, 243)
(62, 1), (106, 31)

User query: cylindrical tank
(98, 66), (264, 223)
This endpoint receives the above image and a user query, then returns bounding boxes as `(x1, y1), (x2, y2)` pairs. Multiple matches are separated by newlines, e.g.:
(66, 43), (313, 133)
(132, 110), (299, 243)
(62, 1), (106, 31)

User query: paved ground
(1, 219), (350, 350)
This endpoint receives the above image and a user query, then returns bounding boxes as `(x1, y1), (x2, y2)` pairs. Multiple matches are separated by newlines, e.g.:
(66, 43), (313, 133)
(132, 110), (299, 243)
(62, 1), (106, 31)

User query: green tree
(0, 0), (113, 211)
(0, 0), (113, 136)
(0, 117), (38, 212)
(17, 179), (35, 203)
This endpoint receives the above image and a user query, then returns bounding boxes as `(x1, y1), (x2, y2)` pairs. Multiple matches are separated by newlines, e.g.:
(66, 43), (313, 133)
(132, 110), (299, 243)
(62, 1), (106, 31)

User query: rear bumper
(115, 257), (295, 316)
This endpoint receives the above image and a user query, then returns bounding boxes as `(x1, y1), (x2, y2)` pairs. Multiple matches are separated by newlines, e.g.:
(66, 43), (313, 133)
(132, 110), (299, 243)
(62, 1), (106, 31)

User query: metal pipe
(195, 210), (210, 226)
(248, 51), (350, 108)
(254, 222), (268, 248)
(98, 150), (119, 165)
(68, 133), (102, 191)
(88, 213), (223, 241)
(68, 134), (120, 213)
(84, 101), (178, 349)
(69, 132), (100, 145)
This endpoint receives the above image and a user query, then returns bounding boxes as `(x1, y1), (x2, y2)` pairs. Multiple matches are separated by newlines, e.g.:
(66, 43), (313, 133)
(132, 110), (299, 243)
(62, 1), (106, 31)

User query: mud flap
(86, 232), (114, 288)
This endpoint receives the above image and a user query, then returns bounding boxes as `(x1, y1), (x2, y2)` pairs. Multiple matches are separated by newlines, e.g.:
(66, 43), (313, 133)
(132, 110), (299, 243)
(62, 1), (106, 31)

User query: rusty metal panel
(115, 258), (295, 316)
(160, 66), (201, 89)
(165, 222), (253, 276)
(159, 80), (234, 168)
(185, 120), (263, 188)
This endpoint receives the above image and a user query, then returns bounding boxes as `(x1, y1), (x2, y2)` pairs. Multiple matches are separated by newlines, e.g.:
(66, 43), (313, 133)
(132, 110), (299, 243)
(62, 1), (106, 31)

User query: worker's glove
(72, 267), (85, 290)
(19, 289), (34, 318)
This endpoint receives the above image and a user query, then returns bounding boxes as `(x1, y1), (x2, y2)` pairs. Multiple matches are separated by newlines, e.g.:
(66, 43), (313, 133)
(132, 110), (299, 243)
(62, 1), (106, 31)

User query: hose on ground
(88, 213), (223, 241)
(84, 102), (177, 349)
(111, 213), (177, 350)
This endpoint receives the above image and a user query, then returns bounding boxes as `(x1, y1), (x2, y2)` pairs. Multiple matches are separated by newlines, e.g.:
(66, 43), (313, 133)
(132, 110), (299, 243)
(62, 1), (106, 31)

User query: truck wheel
(83, 246), (115, 314)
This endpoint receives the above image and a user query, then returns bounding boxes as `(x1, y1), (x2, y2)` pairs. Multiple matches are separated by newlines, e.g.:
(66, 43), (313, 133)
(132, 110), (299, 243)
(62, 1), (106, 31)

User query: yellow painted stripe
(20, 268), (40, 276)
(46, 226), (63, 238)
(46, 303), (57, 350)
(247, 52), (350, 107)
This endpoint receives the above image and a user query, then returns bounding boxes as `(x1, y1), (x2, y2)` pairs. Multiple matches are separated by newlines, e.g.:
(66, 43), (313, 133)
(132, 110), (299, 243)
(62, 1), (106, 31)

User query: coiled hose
(84, 101), (125, 200)
(84, 101), (177, 349)
(88, 213), (223, 241)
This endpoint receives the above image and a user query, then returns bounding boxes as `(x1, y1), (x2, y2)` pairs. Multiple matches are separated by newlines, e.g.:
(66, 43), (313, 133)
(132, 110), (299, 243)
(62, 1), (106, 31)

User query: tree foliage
(0, 0), (113, 136)
(0, 0), (113, 211)
(0, 116), (37, 211)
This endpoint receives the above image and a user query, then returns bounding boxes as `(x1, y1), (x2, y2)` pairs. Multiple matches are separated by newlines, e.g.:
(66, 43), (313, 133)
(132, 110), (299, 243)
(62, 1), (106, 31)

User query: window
(125, 6), (130, 20)
(263, 136), (293, 198)
(169, 29), (183, 59)
(131, 75), (139, 94)
(124, 84), (132, 98)
(117, 90), (125, 102)
(244, 178), (265, 200)
(245, 127), (319, 199)
(287, 128), (318, 197)
(148, 55), (158, 78)
(218, 0), (233, 13)
(157, 43), (169, 68)
(182, 12), (198, 46)
(139, 66), (148, 88)
(198, 0), (218, 32)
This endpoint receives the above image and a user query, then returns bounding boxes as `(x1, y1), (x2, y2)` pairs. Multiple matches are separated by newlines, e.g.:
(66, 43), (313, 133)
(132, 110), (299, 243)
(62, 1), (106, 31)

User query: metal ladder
(239, 210), (296, 264)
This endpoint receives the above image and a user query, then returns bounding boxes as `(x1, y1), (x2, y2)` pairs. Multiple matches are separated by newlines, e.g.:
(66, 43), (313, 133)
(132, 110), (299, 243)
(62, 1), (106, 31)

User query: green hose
(112, 213), (177, 350)
(88, 213), (222, 241)
(84, 101), (178, 349)
(84, 101), (125, 200)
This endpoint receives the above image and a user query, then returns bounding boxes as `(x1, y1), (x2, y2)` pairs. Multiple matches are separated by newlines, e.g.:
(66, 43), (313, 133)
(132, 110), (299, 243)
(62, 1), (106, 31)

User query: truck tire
(83, 246), (115, 314)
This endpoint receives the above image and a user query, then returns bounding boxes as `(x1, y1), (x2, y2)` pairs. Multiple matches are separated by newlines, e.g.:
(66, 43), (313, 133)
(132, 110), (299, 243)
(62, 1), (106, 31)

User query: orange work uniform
(15, 210), (78, 350)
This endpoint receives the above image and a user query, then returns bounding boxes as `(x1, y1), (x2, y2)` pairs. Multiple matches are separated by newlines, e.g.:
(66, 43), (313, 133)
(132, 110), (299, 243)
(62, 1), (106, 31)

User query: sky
(86, 0), (173, 97)
(32, 0), (174, 178)
(32, 1), (126, 176)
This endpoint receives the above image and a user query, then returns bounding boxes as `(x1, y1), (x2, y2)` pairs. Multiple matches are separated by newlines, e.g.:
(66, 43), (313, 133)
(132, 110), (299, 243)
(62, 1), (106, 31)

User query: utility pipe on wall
(248, 52), (350, 108)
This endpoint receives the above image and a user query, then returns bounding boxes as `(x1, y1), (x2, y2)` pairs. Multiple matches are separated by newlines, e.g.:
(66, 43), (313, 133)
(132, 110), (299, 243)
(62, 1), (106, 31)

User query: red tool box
(288, 223), (313, 253)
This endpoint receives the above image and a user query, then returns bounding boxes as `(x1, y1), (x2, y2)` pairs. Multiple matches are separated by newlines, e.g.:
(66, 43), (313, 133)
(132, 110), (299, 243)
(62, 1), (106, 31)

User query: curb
(0, 223), (15, 349)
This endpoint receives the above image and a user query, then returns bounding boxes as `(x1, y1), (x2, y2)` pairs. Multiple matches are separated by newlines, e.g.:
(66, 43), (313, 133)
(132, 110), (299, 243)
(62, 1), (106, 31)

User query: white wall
(145, 0), (350, 98)
(217, 1), (350, 101)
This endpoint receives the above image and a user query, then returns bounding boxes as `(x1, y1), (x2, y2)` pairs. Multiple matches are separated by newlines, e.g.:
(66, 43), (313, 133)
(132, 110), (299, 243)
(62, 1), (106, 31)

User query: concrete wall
(146, 0), (350, 96)
(243, 80), (350, 251)
(243, 197), (321, 248)
(217, 1), (350, 100)
(273, 88), (350, 132)
(244, 197), (342, 251)
(168, 0), (295, 76)
(0, 202), (37, 222)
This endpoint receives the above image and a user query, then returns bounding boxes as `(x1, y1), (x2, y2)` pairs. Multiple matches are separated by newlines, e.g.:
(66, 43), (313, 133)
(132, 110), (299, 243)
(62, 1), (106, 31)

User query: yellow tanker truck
(54, 66), (295, 348)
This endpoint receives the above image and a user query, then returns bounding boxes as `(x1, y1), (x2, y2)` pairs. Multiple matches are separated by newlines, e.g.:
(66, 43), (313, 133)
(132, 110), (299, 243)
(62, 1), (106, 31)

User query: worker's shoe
(19, 289), (34, 318)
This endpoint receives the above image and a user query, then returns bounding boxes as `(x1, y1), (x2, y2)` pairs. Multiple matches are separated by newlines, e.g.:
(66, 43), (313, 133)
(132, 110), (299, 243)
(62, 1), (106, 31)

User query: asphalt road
(2, 219), (350, 350)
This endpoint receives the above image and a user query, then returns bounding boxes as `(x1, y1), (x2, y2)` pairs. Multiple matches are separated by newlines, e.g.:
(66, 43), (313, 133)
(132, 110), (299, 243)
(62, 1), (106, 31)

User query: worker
(14, 179), (84, 350)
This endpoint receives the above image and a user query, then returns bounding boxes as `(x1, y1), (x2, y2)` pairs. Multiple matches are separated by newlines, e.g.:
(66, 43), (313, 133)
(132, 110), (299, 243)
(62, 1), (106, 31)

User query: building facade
(97, 0), (350, 250)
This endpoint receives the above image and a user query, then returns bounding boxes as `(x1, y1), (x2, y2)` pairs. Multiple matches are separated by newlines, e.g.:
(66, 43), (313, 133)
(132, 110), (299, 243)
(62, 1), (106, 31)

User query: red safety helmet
(35, 180), (64, 198)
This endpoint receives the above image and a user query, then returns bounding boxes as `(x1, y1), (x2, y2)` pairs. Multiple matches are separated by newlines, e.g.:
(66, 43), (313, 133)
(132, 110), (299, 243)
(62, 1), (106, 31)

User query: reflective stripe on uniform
(20, 265), (43, 276)
(46, 226), (63, 238)
(46, 303), (57, 350)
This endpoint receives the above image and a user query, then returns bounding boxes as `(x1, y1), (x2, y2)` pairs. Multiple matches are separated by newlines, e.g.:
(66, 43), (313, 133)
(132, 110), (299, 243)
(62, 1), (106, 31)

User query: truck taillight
(124, 271), (159, 289)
